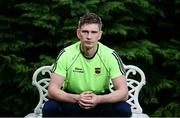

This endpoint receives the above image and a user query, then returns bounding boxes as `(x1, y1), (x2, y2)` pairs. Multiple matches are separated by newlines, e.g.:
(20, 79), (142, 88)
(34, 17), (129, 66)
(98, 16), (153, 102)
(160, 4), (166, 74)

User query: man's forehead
(80, 24), (100, 30)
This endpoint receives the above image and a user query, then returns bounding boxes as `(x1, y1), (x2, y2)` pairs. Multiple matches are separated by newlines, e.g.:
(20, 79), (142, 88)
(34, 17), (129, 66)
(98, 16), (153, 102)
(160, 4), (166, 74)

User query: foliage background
(0, 0), (179, 117)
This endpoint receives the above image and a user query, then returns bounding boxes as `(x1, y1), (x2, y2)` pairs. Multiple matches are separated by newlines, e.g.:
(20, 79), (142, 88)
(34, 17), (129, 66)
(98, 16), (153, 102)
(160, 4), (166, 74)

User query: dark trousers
(42, 99), (132, 117)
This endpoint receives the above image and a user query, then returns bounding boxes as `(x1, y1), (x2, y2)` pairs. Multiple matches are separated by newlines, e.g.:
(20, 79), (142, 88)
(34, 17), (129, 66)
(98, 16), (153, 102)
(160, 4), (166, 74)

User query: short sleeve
(52, 49), (67, 78)
(109, 51), (125, 79)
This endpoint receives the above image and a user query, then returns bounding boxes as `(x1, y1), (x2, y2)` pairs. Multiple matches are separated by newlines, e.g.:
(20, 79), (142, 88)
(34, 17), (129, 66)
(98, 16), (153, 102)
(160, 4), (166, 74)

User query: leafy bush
(0, 0), (179, 116)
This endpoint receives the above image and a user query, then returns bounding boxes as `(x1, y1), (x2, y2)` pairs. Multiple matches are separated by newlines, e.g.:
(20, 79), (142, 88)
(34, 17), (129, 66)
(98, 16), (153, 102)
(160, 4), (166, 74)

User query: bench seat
(25, 64), (149, 118)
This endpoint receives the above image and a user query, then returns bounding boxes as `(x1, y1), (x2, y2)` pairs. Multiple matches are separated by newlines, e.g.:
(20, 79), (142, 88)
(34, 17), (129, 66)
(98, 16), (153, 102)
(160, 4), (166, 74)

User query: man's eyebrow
(81, 30), (99, 32)
(81, 30), (88, 32)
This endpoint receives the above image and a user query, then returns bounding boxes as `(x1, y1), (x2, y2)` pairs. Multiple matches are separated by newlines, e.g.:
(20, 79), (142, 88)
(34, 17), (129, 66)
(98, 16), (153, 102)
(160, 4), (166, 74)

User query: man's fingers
(79, 103), (91, 109)
(78, 101), (93, 109)
(79, 99), (92, 105)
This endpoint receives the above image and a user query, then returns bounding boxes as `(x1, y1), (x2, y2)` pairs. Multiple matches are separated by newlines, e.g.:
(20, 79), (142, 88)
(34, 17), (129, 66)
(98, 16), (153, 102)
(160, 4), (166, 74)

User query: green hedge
(0, 0), (179, 116)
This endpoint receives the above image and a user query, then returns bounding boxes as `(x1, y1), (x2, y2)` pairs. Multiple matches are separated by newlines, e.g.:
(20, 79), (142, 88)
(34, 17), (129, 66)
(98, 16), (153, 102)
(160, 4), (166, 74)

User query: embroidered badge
(95, 67), (101, 74)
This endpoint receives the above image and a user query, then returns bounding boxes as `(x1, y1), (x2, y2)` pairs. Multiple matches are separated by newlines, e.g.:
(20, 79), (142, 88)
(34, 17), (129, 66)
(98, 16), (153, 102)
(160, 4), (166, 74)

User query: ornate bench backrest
(32, 64), (146, 116)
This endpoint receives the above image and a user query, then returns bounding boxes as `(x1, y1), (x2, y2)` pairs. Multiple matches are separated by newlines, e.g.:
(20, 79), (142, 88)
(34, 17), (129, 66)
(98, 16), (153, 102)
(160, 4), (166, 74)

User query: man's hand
(78, 91), (100, 109)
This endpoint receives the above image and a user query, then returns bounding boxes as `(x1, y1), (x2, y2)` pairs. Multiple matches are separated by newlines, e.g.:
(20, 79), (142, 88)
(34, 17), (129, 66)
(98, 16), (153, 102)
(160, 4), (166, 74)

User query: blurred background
(0, 0), (179, 117)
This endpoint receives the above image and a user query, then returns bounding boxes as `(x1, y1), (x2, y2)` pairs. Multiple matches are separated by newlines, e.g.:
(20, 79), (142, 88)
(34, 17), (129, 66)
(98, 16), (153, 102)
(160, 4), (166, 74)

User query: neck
(81, 45), (98, 58)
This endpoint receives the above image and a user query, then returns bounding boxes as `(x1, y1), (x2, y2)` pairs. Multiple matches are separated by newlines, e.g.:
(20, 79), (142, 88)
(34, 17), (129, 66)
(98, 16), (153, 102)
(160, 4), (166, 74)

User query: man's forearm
(48, 87), (79, 103)
(98, 90), (128, 104)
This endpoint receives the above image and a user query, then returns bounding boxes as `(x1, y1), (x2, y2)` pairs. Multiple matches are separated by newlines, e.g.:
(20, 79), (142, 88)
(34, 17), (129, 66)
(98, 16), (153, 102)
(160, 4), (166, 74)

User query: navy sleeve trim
(52, 49), (65, 72)
(112, 51), (125, 75)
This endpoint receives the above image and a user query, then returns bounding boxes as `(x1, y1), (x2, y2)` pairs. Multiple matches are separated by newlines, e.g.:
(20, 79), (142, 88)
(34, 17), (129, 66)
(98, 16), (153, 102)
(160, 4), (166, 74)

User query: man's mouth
(85, 41), (92, 44)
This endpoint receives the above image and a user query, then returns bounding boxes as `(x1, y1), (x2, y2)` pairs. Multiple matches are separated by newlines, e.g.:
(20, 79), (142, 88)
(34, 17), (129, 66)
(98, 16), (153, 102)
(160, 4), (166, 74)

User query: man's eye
(92, 31), (98, 33)
(81, 30), (98, 34)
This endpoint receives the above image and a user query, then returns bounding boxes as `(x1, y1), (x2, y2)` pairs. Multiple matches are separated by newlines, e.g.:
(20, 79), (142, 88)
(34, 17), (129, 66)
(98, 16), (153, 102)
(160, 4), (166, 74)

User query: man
(42, 12), (132, 117)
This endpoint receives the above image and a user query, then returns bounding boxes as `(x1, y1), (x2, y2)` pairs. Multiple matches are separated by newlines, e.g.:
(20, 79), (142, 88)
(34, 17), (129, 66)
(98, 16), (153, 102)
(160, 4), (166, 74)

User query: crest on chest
(95, 67), (101, 75)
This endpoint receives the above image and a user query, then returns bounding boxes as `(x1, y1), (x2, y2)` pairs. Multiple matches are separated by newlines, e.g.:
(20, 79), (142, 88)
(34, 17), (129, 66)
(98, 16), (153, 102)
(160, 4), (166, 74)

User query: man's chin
(84, 45), (93, 49)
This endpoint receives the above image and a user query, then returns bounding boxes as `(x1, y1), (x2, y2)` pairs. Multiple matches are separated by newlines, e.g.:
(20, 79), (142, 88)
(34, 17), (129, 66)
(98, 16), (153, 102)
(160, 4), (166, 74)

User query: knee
(42, 100), (62, 117)
(114, 102), (132, 117)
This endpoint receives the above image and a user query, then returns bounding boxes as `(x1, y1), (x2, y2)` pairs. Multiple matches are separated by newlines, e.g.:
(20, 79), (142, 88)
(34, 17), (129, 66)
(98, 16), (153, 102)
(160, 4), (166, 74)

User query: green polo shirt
(53, 41), (125, 94)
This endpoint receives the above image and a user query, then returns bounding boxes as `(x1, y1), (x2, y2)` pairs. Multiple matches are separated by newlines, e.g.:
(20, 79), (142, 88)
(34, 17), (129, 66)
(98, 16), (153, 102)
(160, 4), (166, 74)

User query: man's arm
(48, 73), (80, 103)
(78, 75), (128, 108)
(98, 75), (128, 103)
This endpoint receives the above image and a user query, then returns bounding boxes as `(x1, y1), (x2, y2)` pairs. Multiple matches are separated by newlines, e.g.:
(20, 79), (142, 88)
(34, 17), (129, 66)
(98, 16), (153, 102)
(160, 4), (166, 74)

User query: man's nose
(87, 32), (92, 39)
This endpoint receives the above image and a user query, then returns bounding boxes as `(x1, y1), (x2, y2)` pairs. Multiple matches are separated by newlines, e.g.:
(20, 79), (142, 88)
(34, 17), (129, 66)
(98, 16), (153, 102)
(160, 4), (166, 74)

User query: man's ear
(76, 29), (81, 39)
(98, 31), (103, 40)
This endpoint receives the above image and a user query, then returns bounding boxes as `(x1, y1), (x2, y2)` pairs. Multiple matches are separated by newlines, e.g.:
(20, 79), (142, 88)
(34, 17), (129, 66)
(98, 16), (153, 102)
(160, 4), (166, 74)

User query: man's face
(77, 24), (102, 49)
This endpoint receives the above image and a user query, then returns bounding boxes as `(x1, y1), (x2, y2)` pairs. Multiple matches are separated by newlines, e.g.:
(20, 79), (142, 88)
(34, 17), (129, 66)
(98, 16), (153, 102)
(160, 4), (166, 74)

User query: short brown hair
(78, 13), (102, 30)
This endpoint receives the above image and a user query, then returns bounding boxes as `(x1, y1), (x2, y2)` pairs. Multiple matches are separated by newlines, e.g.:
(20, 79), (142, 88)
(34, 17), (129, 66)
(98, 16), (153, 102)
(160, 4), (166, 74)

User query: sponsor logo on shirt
(73, 67), (84, 73)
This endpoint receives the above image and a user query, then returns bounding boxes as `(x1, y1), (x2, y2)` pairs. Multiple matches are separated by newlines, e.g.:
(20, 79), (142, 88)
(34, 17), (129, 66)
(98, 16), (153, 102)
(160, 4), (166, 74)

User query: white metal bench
(25, 64), (149, 118)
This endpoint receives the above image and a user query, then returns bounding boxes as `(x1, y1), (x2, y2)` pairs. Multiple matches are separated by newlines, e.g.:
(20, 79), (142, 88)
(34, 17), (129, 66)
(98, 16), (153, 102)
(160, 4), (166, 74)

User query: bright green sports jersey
(53, 41), (125, 94)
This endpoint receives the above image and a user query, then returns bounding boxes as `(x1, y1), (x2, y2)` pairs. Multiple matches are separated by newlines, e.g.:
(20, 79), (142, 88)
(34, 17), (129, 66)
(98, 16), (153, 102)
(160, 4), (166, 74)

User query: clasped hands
(78, 91), (100, 109)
